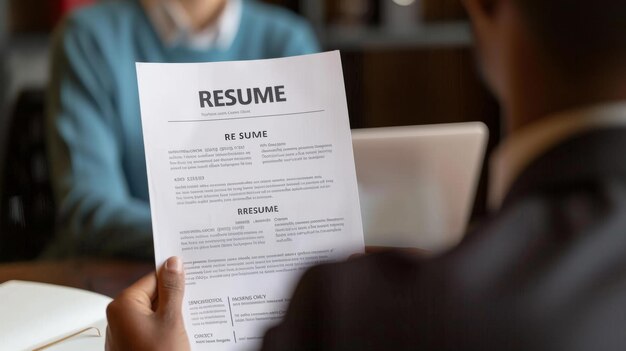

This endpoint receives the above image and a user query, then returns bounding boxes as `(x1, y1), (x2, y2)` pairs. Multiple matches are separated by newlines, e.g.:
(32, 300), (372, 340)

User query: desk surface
(0, 248), (426, 298)
(0, 259), (153, 297)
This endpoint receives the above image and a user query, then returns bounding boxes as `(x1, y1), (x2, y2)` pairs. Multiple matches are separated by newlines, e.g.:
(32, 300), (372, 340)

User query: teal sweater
(46, 0), (319, 258)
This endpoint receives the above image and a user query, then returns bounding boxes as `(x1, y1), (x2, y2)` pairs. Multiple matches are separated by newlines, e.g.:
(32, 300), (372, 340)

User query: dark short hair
(514, 0), (626, 72)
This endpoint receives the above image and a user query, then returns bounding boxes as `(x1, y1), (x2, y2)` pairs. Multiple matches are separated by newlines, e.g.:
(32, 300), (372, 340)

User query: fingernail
(165, 257), (183, 273)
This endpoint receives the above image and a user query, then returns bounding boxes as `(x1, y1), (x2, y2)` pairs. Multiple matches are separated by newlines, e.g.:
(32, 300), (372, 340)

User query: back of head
(515, 0), (626, 75)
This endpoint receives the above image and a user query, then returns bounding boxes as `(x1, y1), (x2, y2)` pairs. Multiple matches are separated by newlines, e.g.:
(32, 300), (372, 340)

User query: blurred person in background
(46, 0), (319, 259)
(106, 0), (626, 349)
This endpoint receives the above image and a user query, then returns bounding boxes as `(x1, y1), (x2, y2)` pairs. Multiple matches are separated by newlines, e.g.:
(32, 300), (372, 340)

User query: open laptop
(352, 122), (488, 253)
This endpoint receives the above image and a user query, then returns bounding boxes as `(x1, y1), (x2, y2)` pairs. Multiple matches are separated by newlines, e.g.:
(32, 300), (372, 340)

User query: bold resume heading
(238, 206), (279, 215)
(199, 86), (287, 108)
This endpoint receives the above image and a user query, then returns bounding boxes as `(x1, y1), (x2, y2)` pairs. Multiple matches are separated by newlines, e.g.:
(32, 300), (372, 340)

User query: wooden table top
(0, 259), (154, 297)
(0, 247), (428, 298)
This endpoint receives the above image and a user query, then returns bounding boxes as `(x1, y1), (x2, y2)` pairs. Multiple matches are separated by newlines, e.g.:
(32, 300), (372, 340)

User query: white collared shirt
(489, 101), (626, 210)
(141, 0), (242, 50)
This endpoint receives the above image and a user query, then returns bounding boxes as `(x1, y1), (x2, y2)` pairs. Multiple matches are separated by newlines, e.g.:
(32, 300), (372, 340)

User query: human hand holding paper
(105, 257), (191, 351)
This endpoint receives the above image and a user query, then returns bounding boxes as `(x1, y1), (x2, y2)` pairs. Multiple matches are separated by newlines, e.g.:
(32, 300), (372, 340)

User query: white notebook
(0, 281), (112, 351)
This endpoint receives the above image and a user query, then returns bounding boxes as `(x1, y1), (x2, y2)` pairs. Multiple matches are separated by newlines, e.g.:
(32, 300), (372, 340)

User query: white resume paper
(137, 51), (364, 350)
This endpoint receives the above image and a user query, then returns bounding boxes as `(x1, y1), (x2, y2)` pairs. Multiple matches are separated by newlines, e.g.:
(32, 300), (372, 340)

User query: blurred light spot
(392, 0), (416, 6)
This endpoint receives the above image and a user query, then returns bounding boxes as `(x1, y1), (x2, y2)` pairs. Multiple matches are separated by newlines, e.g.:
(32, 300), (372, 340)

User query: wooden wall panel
(422, 0), (467, 21)
(361, 49), (495, 127)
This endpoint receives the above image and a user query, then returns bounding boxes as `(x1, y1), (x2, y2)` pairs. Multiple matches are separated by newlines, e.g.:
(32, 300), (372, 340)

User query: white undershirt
(489, 101), (626, 210)
(141, 0), (242, 50)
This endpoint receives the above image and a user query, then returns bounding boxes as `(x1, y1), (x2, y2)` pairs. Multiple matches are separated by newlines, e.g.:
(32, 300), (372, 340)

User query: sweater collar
(141, 0), (242, 50)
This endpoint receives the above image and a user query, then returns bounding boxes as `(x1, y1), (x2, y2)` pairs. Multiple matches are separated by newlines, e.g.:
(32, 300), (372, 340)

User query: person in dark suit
(104, 0), (626, 350)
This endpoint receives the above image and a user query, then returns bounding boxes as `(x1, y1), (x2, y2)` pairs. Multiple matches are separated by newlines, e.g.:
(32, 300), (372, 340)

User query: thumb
(157, 256), (186, 320)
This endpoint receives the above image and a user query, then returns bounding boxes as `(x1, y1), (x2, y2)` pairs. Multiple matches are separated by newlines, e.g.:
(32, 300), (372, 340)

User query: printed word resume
(137, 51), (364, 351)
